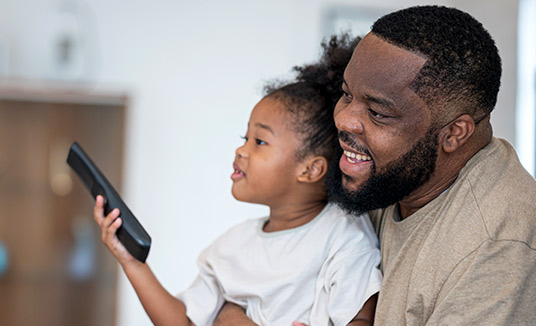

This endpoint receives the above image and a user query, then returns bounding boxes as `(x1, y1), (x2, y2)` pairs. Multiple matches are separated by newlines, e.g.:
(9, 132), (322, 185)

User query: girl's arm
(94, 195), (193, 326)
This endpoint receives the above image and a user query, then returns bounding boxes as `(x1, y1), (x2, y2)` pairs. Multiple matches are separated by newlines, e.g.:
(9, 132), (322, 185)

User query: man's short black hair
(372, 5), (502, 123)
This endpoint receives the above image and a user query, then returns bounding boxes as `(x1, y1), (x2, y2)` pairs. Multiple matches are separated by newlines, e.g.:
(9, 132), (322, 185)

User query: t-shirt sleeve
(425, 239), (536, 325)
(367, 209), (384, 236)
(325, 248), (382, 326)
(175, 248), (224, 326)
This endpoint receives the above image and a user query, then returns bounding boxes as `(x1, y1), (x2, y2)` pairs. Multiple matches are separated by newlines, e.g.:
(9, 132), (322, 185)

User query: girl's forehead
(249, 97), (291, 127)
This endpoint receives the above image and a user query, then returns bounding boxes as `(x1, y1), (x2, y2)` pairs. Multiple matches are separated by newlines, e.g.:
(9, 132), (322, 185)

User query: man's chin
(327, 126), (440, 217)
(326, 170), (371, 216)
(341, 170), (369, 193)
(327, 157), (407, 216)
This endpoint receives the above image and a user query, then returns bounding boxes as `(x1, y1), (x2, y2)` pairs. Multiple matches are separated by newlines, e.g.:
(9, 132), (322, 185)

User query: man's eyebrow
(255, 122), (275, 135)
(364, 93), (395, 109)
(342, 79), (396, 109)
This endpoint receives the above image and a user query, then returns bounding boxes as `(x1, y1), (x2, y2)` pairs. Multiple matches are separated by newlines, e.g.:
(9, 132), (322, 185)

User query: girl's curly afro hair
(265, 33), (361, 161)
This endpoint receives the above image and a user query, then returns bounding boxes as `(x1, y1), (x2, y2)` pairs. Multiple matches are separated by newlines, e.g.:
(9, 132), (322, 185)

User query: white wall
(0, 1), (520, 325)
(517, 0), (536, 175)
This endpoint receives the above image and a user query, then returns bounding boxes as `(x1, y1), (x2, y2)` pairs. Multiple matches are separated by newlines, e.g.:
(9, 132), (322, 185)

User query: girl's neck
(264, 200), (327, 232)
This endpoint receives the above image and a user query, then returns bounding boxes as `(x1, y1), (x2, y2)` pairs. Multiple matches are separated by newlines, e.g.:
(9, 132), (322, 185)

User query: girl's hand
(93, 195), (136, 266)
(292, 322), (308, 326)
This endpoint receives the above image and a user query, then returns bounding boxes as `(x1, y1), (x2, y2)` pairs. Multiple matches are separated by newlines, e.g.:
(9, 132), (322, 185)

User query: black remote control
(67, 141), (151, 263)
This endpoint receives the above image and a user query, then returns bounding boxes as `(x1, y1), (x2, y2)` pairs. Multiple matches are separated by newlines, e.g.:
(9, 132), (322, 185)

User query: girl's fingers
(104, 208), (120, 226)
(102, 208), (120, 230)
(105, 217), (122, 240)
(92, 196), (131, 262)
(94, 195), (106, 224)
(99, 207), (120, 241)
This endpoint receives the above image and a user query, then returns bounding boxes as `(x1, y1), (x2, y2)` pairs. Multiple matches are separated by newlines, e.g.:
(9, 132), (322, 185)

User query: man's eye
(255, 139), (266, 145)
(368, 108), (386, 119)
(342, 90), (353, 100)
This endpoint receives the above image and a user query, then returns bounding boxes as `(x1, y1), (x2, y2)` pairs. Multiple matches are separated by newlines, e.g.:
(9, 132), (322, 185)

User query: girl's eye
(240, 135), (266, 145)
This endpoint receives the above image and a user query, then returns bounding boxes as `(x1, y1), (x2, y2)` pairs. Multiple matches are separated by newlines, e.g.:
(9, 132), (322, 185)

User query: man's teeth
(344, 150), (371, 163)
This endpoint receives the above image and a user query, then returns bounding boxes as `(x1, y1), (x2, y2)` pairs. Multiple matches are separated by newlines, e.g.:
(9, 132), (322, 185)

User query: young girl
(94, 34), (381, 326)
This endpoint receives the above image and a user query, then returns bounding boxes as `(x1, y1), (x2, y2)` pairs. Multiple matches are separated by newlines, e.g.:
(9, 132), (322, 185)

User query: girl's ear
(297, 156), (329, 183)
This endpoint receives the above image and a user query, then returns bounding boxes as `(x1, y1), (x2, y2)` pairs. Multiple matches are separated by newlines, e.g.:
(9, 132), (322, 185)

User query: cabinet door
(0, 97), (125, 326)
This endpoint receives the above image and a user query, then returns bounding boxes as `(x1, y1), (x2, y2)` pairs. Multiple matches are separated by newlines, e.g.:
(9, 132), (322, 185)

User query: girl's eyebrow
(255, 122), (275, 135)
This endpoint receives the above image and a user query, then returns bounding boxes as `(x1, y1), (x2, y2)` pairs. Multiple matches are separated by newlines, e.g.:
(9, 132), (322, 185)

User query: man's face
(326, 33), (438, 214)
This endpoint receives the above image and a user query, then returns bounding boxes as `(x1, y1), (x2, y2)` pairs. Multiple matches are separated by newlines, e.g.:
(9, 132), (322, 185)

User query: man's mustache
(338, 131), (371, 156)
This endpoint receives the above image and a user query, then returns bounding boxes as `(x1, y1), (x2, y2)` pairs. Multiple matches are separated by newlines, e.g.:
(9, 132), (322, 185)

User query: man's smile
(338, 148), (374, 185)
(343, 150), (372, 163)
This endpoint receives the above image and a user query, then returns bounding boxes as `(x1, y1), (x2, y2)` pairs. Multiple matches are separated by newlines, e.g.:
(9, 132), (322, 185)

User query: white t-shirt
(177, 203), (382, 326)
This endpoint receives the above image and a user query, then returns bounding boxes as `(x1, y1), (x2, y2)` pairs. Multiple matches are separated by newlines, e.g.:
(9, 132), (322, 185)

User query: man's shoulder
(463, 138), (534, 188)
(449, 137), (536, 245)
(368, 208), (390, 229)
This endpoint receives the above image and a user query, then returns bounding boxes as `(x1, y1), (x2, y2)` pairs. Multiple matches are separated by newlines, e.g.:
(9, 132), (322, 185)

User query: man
(325, 5), (536, 326)
(216, 5), (536, 325)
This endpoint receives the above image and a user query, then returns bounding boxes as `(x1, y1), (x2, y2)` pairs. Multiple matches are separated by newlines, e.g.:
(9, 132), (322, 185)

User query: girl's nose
(235, 143), (248, 158)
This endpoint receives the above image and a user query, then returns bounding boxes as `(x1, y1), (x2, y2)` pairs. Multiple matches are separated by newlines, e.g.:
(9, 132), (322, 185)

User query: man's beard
(325, 128), (439, 215)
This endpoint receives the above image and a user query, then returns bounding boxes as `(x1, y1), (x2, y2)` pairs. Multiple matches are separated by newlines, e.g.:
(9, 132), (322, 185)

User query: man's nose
(334, 101), (365, 135)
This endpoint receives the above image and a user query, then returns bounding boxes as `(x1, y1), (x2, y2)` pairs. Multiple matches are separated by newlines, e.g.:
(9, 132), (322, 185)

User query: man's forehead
(347, 33), (427, 84)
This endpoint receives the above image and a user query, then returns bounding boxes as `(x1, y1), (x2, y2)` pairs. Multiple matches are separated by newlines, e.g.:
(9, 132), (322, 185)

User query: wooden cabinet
(0, 82), (127, 326)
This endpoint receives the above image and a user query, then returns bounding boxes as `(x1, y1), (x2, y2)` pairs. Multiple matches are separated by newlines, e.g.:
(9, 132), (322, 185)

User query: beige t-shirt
(370, 138), (536, 325)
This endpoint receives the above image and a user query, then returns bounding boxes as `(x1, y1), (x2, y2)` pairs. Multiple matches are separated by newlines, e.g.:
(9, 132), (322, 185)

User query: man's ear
(296, 156), (328, 183)
(440, 114), (475, 153)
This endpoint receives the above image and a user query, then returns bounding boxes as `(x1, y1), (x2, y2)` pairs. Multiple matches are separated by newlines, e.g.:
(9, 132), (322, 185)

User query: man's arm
(291, 293), (378, 326)
(347, 293), (377, 326)
(424, 240), (536, 325)
(213, 303), (258, 326)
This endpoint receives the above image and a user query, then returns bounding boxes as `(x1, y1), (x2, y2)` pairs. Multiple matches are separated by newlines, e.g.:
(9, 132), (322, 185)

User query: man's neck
(397, 133), (492, 219)
(398, 171), (458, 219)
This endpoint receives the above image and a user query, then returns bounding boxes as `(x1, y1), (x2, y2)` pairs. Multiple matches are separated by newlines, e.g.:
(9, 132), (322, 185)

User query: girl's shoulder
(321, 203), (379, 249)
(322, 203), (373, 229)
(210, 216), (266, 244)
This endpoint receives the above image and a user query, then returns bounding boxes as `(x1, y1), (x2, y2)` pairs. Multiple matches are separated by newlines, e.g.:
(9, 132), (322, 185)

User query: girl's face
(231, 96), (303, 207)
